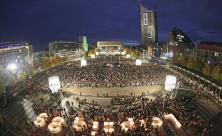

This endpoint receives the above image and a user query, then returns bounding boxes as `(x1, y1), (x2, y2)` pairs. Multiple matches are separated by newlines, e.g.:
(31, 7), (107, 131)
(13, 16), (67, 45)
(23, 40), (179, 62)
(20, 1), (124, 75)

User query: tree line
(172, 53), (222, 84)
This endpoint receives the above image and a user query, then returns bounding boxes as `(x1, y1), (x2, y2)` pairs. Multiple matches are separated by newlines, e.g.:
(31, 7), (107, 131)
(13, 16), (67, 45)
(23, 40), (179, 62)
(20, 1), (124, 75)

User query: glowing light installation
(165, 75), (177, 91)
(135, 59), (142, 65)
(48, 76), (61, 94)
(81, 59), (87, 67)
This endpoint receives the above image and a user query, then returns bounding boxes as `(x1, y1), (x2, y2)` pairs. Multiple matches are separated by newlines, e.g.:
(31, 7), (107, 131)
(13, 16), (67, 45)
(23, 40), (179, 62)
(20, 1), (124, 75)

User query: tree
(124, 48), (130, 54)
(87, 48), (96, 57)
(194, 58), (204, 73)
(27, 64), (35, 77)
(40, 57), (51, 70)
(130, 48), (139, 59)
(202, 63), (211, 76)
(51, 56), (63, 66)
(7, 74), (17, 86)
(0, 76), (5, 95)
(179, 55), (188, 67)
(17, 71), (27, 81)
(172, 53), (179, 64)
(211, 64), (222, 82)
(186, 56), (195, 69)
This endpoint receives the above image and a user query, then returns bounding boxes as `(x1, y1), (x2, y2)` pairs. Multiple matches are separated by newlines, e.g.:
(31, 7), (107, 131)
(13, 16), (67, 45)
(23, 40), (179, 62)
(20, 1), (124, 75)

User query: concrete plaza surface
(63, 86), (164, 97)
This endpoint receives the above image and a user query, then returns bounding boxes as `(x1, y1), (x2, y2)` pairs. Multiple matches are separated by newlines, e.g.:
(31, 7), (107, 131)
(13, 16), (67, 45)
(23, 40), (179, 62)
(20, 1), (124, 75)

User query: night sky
(0, 0), (222, 51)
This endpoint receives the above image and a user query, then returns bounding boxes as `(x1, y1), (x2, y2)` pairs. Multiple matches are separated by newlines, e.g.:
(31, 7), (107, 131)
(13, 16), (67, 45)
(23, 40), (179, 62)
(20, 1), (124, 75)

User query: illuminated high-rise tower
(79, 36), (88, 52)
(140, 5), (158, 56)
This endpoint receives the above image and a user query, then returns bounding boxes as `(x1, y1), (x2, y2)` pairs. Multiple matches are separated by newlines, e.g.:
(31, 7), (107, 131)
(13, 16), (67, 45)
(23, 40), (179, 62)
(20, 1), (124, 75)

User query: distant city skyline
(0, 0), (222, 51)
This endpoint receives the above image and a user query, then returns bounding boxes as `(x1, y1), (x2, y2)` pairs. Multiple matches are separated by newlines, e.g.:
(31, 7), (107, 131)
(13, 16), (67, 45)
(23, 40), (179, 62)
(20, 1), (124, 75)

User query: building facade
(49, 41), (80, 56)
(0, 42), (33, 70)
(140, 5), (158, 56)
(195, 41), (222, 63)
(167, 28), (194, 52)
(96, 41), (123, 55)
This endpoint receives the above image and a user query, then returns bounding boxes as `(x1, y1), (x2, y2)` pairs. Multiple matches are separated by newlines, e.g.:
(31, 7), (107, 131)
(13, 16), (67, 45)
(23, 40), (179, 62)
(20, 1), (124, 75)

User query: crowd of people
(1, 57), (220, 136)
(25, 59), (176, 92)
(30, 95), (210, 136)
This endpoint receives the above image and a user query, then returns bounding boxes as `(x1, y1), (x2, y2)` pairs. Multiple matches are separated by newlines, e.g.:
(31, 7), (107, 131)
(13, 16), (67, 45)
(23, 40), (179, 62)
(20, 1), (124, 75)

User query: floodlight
(48, 76), (61, 94)
(165, 75), (177, 91)
(81, 59), (87, 67)
(135, 59), (142, 65)
(7, 63), (17, 71)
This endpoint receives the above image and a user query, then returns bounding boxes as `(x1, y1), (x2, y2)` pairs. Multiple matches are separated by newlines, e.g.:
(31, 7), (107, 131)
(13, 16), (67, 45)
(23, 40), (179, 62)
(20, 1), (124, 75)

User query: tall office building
(49, 41), (80, 56)
(140, 5), (158, 56)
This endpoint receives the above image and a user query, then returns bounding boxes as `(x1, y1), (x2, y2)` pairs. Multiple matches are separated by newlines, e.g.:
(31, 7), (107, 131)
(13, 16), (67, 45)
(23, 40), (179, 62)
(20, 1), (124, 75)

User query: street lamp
(7, 63), (17, 72)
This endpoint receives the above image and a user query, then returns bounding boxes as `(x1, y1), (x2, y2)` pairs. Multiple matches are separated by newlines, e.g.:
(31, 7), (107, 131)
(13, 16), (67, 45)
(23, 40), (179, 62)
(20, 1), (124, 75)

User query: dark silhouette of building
(167, 27), (194, 53)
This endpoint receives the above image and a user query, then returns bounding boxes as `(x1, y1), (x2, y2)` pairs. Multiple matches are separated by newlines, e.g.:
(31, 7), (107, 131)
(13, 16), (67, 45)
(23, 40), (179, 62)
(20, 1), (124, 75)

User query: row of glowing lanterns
(34, 113), (181, 135)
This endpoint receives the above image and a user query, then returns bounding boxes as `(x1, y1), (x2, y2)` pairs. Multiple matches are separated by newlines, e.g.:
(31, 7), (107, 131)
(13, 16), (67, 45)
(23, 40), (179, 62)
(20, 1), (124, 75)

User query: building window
(144, 13), (148, 25)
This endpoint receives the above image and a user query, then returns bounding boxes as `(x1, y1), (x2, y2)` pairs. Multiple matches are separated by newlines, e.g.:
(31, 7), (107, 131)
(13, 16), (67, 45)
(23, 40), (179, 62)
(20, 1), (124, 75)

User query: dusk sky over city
(0, 0), (222, 50)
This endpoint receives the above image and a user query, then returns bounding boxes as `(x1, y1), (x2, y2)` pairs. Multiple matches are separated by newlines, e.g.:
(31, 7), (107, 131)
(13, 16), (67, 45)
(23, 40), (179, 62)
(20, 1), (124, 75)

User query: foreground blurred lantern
(91, 131), (97, 136)
(135, 59), (142, 65)
(103, 121), (114, 134)
(72, 117), (86, 132)
(164, 114), (181, 128)
(151, 117), (163, 128)
(121, 118), (134, 132)
(165, 75), (177, 91)
(48, 76), (61, 94)
(92, 121), (99, 130)
(34, 116), (46, 128)
(52, 117), (65, 125)
(33, 113), (48, 128)
(48, 117), (65, 134)
(91, 121), (99, 136)
(139, 119), (146, 127)
(48, 122), (62, 134)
